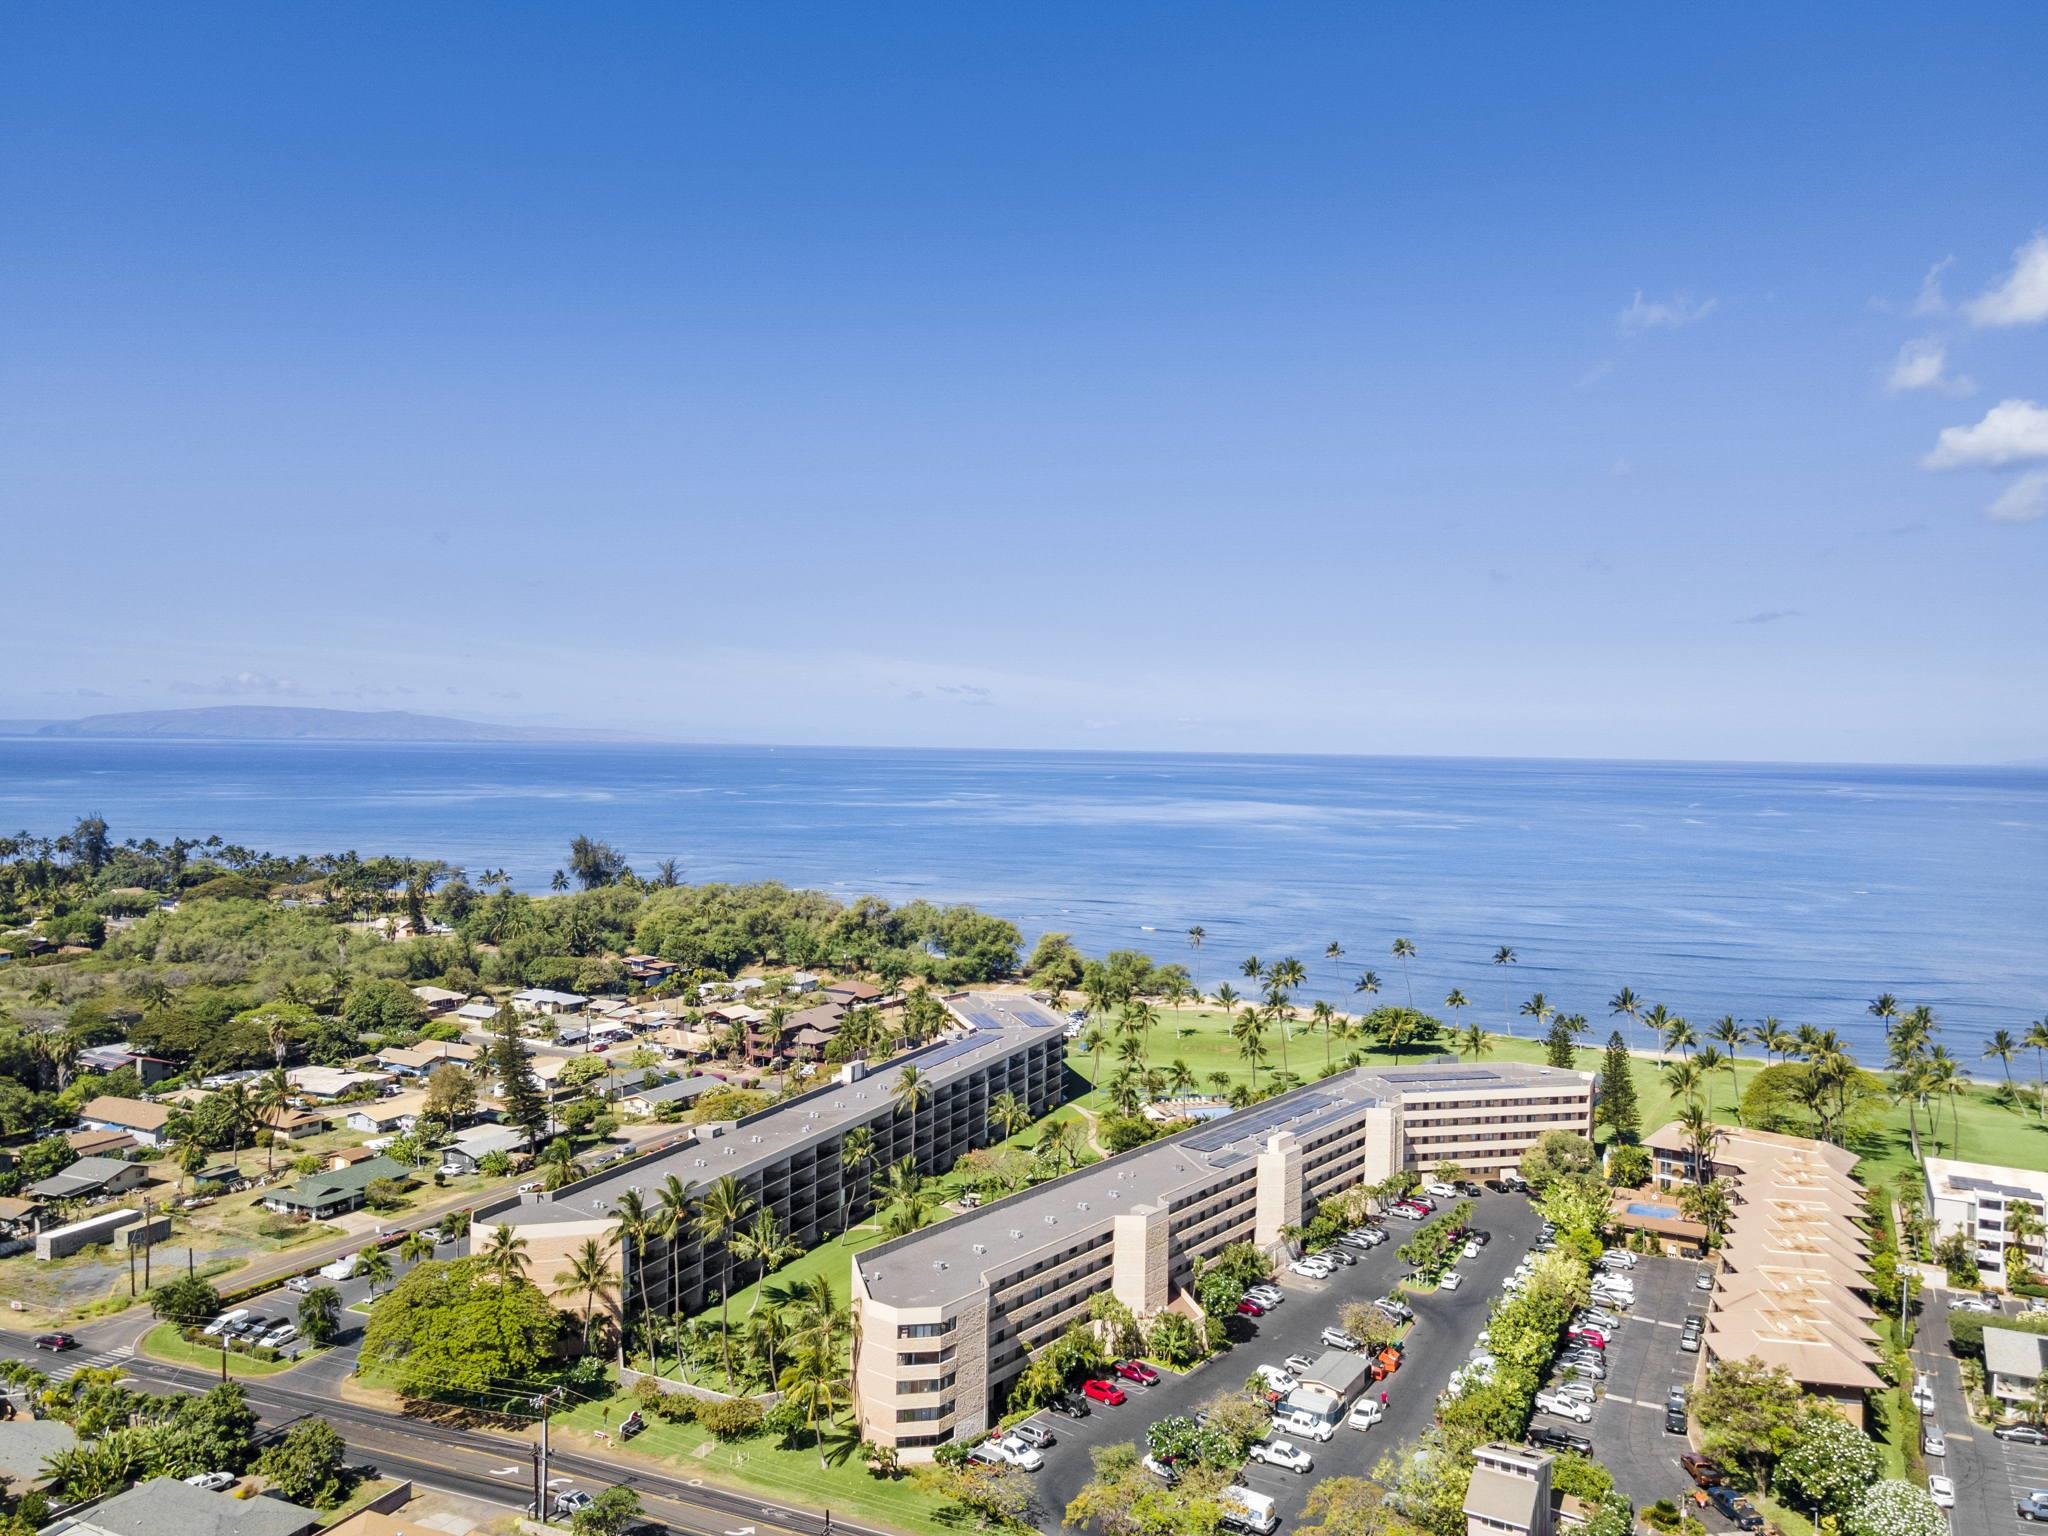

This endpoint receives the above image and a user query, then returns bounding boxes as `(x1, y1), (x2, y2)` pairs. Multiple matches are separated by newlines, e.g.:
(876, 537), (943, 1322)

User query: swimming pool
(1626, 1202), (1681, 1219)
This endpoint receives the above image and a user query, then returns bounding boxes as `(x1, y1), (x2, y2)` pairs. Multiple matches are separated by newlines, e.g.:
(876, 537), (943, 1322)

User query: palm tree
(1986, 1029), (2021, 1103)
(1492, 947), (1517, 1033)
(732, 1209), (800, 1311)
(1212, 982), (1240, 1016)
(1922, 1047), (1964, 1155)
(838, 1127), (876, 1238)
(609, 1188), (651, 1364)
(1310, 1000), (1338, 1072)
(2026, 1017), (2048, 1122)
(253, 1068), (293, 1175)
(653, 1172), (694, 1355)
(1520, 993), (1554, 1039)
(1609, 987), (1641, 1057)
(550, 868), (569, 892)
(1325, 941), (1345, 994)
(694, 1175), (756, 1389)
(1709, 1017), (1745, 1112)
(1642, 1002), (1671, 1062)
(1080, 1024), (1108, 1085)
(1353, 970), (1381, 1024)
(1390, 938), (1417, 1010)
(1694, 1046), (1726, 1113)
(1444, 988), (1469, 1035)
(1458, 1023), (1491, 1062)
(1758, 1016), (1793, 1065)
(1663, 1057), (1704, 1107)
(1240, 954), (1262, 982)
(1124, 998), (1160, 1067)
(479, 1224), (529, 1283)
(892, 1065), (931, 1171)
(1168, 1058), (1197, 1095)
(1035, 1117), (1081, 1175)
(1675, 1102), (1722, 1183)
(396, 1229), (435, 1266)
(1230, 1006), (1268, 1094)
(2008, 1198), (2047, 1287)
(353, 1248), (393, 1300)
(1186, 926), (1205, 997)
(1890, 1056), (1930, 1163)
(1867, 993), (1900, 1049)
(1663, 1016), (1697, 1061)
(988, 1090), (1030, 1142)
(554, 1235), (619, 1354)
(538, 1137), (581, 1191)
(779, 1335), (851, 1468)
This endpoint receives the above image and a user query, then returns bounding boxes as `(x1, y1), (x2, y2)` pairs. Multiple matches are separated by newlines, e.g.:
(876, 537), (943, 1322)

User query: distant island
(0, 705), (650, 744)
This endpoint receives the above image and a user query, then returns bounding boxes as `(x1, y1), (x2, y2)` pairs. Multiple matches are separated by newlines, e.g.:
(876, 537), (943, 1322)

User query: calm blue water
(3, 741), (2043, 1065)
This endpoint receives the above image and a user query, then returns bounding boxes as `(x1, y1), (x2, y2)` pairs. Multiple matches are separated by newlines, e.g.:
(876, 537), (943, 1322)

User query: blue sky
(3, 4), (2045, 762)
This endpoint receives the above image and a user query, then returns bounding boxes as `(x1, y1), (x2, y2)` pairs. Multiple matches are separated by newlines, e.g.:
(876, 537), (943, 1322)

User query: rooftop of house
(859, 1057), (1590, 1309)
(274, 1155), (407, 1206)
(625, 1076), (720, 1105)
(80, 1094), (170, 1132)
(1925, 1154), (2048, 1203)
(0, 1416), (77, 1482)
(1986, 1325), (2048, 1382)
(27, 1155), (144, 1199)
(500, 992), (1066, 1231)
(40, 1476), (320, 1536)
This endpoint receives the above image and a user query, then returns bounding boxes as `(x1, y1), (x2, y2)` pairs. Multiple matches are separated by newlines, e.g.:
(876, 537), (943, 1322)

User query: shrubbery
(695, 1395), (765, 1439)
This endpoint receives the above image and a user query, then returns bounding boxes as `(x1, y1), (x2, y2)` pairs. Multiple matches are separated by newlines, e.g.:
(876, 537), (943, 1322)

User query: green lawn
(554, 1393), (963, 1536)
(138, 1322), (307, 1377)
(1069, 1004), (2048, 1191)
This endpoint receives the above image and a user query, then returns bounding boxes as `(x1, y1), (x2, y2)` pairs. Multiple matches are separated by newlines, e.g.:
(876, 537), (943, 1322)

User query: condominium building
(1656, 1123), (1885, 1420)
(474, 993), (1064, 1318)
(852, 1059), (1594, 1455)
(1924, 1155), (2048, 1286)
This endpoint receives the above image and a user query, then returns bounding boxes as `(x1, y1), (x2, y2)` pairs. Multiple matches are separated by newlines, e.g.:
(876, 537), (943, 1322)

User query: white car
(1927, 1475), (1954, 1509)
(1249, 1439), (1315, 1473)
(201, 1310), (248, 1338)
(1535, 1390), (1594, 1423)
(1424, 1181), (1459, 1199)
(1246, 1287), (1284, 1307)
(1440, 1271), (1463, 1291)
(1695, 1271), (1715, 1291)
(1289, 1259), (1333, 1279)
(993, 1435), (1044, 1470)
(1348, 1399), (1384, 1430)
(1911, 1374), (1936, 1413)
(1599, 1250), (1639, 1269)
(1462, 1239), (1481, 1259)
(1320, 1328), (1362, 1351)
(184, 1472), (238, 1492)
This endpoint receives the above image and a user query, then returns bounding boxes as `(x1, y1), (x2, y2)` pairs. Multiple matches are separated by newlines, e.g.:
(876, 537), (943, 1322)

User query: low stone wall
(617, 1364), (780, 1407)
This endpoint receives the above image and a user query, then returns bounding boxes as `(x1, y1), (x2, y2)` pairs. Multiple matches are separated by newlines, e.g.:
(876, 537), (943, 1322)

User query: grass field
(1063, 1004), (2048, 1191)
(139, 1321), (307, 1377)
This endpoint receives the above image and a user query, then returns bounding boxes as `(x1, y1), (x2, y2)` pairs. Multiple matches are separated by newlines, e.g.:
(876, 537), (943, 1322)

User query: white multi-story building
(1925, 1155), (2048, 1285)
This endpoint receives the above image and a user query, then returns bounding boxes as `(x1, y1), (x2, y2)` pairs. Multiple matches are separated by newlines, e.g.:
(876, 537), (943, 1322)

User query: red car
(1566, 1326), (1608, 1349)
(1114, 1360), (1160, 1386)
(1236, 1298), (1267, 1317)
(1081, 1378), (1127, 1406)
(32, 1333), (76, 1352)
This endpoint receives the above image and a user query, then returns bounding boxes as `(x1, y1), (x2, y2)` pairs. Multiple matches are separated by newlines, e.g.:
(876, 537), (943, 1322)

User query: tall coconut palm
(1922, 1047), (1963, 1155)
(1458, 1023), (1491, 1062)
(1390, 938), (1417, 1010)
(838, 1126), (875, 1238)
(1230, 1006), (1268, 1094)
(732, 1208), (800, 1311)
(1240, 955), (1262, 983)
(2007, 1198), (2047, 1286)
(1168, 1057), (1197, 1094)
(1080, 1024), (1108, 1086)
(1709, 1017), (1746, 1112)
(1867, 993), (1900, 1049)
(779, 1334), (851, 1469)
(1310, 1000), (1338, 1072)
(253, 1068), (293, 1175)
(353, 1248), (393, 1300)
(892, 1065), (931, 1171)
(609, 1189), (652, 1364)
(694, 1175), (756, 1390)
(479, 1223), (529, 1283)
(1186, 926), (1205, 998)
(1520, 993), (1555, 1039)
(1641, 1002), (1671, 1063)
(2026, 1017), (2048, 1122)
(1444, 988), (1470, 1033)
(1664, 1015), (1697, 1060)
(652, 1172), (694, 1359)
(1986, 1029), (2022, 1103)
(1889, 1057), (1930, 1163)
(988, 1090), (1030, 1142)
(554, 1235), (619, 1354)
(396, 1229), (436, 1266)
(1663, 1057), (1704, 1108)
(1492, 947), (1517, 1034)
(1353, 971), (1381, 1033)
(1694, 1047), (1726, 1114)
(1124, 998), (1160, 1068)
(1608, 987), (1641, 1056)
(1757, 1016), (1793, 1065)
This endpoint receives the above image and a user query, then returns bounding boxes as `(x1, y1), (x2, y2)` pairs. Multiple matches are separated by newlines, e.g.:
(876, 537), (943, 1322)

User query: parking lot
(1924, 1289), (2048, 1535)
(1559, 1252), (1720, 1522)
(1033, 1190), (1541, 1531)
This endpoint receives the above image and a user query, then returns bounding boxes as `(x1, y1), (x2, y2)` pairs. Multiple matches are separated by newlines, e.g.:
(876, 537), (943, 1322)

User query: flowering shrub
(1846, 1479), (1948, 1536)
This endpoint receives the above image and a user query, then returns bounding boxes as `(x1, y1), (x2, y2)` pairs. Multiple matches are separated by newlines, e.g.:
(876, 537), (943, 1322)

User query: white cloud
(168, 670), (302, 697)
(1922, 399), (2048, 469)
(1965, 232), (2048, 327)
(1885, 337), (1973, 396)
(1989, 470), (2048, 524)
(1911, 256), (1953, 316)
(1617, 290), (1718, 336)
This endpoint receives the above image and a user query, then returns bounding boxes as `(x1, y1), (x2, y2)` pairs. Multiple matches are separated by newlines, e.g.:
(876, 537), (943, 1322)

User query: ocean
(2, 740), (2043, 1065)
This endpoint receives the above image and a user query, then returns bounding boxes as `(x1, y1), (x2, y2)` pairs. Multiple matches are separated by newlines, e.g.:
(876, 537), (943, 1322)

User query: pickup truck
(1679, 1453), (1727, 1488)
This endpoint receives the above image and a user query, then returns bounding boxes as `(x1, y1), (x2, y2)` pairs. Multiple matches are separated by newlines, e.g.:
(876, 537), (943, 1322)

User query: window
(897, 1320), (955, 1339)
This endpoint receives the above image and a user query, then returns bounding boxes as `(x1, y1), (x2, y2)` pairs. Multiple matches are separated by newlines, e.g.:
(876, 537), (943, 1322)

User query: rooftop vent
(932, 1260), (947, 1271)
(1077, 1201), (1089, 1212)
(1109, 1190), (1121, 1199)
(1043, 1214), (1057, 1226)
(973, 1243), (987, 1255)
(1009, 1228), (1023, 1239)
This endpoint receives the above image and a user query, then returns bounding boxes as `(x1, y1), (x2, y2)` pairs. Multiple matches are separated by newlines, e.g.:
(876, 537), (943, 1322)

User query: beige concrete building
(852, 1059), (1594, 1455)
(1464, 1442), (1554, 1536)
(1924, 1155), (2048, 1287)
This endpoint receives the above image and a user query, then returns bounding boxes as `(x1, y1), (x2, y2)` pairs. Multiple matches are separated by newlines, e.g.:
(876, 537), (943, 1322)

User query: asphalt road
(1920, 1287), (2048, 1536)
(1571, 1252), (1719, 1524)
(0, 1326), (888, 1536)
(1032, 1190), (1542, 1532)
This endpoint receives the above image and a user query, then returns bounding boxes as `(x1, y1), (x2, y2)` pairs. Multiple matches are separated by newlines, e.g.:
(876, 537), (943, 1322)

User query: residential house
(1985, 1325), (2048, 1415)
(823, 979), (883, 1009)
(263, 1156), (408, 1219)
(511, 988), (588, 1016)
(76, 1043), (176, 1085)
(0, 1194), (44, 1237)
(26, 1156), (151, 1202)
(454, 1000), (501, 1027)
(77, 1095), (172, 1149)
(287, 1066), (390, 1100)
(410, 985), (469, 1016)
(377, 1040), (482, 1077)
(327, 1145), (380, 1171)
(65, 1127), (138, 1159)
(439, 1125), (531, 1175)
(344, 1090), (431, 1134)
(38, 1475), (320, 1536)
(1924, 1155), (2048, 1286)
(0, 1418), (75, 1489)
(623, 954), (679, 986)
(259, 1104), (332, 1141)
(788, 971), (821, 994)
(619, 1077), (720, 1118)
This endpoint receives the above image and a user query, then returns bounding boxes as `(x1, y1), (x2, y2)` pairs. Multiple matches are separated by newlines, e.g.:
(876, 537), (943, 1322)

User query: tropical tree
(695, 1174), (756, 1389)
(1520, 992), (1555, 1039)
(1186, 925), (1204, 996)
(838, 1126), (875, 1237)
(1493, 946), (1517, 1032)
(892, 1065), (931, 1170)
(1310, 1000), (1338, 1072)
(479, 1224), (530, 1283)
(1230, 1006), (1268, 1095)
(1986, 1029), (2022, 1102)
(253, 1068), (293, 1175)
(1458, 1023), (1490, 1061)
(396, 1229), (436, 1266)
(352, 1248), (393, 1301)
(2006, 1198), (2046, 1286)
(554, 1235), (619, 1354)
(988, 1090), (1030, 1142)
(1664, 1016), (1698, 1059)
(1389, 938), (1417, 1010)
(608, 1188), (651, 1363)
(1867, 993), (1900, 1050)
(1609, 986), (1641, 1056)
(2027, 1016), (2048, 1121)
(1709, 1016), (1746, 1110)
(779, 1335), (851, 1468)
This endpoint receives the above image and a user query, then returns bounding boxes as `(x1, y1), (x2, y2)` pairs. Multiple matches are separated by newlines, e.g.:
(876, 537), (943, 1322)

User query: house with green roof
(261, 1155), (408, 1219)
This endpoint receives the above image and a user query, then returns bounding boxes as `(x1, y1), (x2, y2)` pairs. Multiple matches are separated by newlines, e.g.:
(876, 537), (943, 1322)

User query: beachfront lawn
(139, 1321), (309, 1377)
(552, 1392), (962, 1536)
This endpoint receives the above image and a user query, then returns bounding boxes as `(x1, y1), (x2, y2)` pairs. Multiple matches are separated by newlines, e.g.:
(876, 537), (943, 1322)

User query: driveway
(1925, 1289), (2045, 1535)
(1035, 1190), (1541, 1531)
(1572, 1253), (1717, 1520)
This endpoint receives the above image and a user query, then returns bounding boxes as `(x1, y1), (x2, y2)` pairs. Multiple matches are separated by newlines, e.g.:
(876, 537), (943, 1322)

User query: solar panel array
(916, 1035), (992, 1069)
(1183, 1090), (1344, 1153)
(1375, 1067), (1504, 1088)
(1954, 1174), (2040, 1200)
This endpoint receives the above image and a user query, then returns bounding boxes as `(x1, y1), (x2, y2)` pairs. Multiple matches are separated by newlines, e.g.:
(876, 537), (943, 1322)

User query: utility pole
(530, 1389), (556, 1519)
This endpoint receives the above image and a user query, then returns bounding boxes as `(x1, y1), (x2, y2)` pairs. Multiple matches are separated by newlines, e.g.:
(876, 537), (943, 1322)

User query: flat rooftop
(859, 1058), (1586, 1309)
(501, 991), (1064, 1228)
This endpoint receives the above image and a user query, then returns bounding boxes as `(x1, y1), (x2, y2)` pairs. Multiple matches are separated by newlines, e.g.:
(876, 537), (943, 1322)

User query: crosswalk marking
(46, 1346), (133, 1382)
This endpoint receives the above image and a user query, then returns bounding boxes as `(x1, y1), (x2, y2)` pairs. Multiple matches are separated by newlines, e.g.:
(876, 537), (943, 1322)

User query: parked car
(1599, 1249), (1638, 1269)
(183, 1472), (237, 1492)
(1324, 1247), (1357, 1266)
(259, 1324), (296, 1348)
(1665, 1402), (1687, 1434)
(202, 1310), (248, 1338)
(1289, 1259), (1333, 1279)
(2022, 1490), (2048, 1522)
(1558, 1355), (1607, 1381)
(1141, 1454), (1180, 1486)
(1535, 1390), (1594, 1423)
(1927, 1475), (1954, 1509)
(1283, 1354), (1316, 1376)
(619, 1410), (646, 1440)
(1320, 1328), (1362, 1351)
(550, 1491), (594, 1519)
(1236, 1299), (1267, 1317)
(1376, 1296), (1414, 1321)
(1440, 1271), (1463, 1291)
(1082, 1379), (1126, 1406)
(1391, 1205), (1424, 1220)
(1114, 1360), (1160, 1386)
(1956, 1292), (2000, 1314)
(1424, 1181), (1459, 1199)
(1528, 1426), (1593, 1455)
(1707, 1486), (1763, 1531)
(1248, 1439), (1314, 1473)
(1048, 1396), (1089, 1420)
(989, 1435), (1045, 1470)
(1679, 1319), (1702, 1353)
(1269, 1408), (1334, 1444)
(1998, 1422), (2048, 1444)
(1011, 1422), (1055, 1449)
(1347, 1399), (1384, 1430)
(1462, 1239), (1481, 1259)
(1911, 1374), (1936, 1413)
(284, 1276), (314, 1294)
(1565, 1325), (1607, 1349)
(1922, 1424), (1946, 1457)
(1680, 1454), (1727, 1487)
(1245, 1286), (1284, 1306)
(1695, 1271), (1714, 1291)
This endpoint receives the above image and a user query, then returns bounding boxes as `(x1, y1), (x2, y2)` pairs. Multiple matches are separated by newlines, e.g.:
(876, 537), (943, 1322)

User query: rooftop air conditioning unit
(1077, 1202), (1089, 1212)
(1009, 1229), (1023, 1239)
(1043, 1215), (1057, 1226)
(932, 1260), (947, 1271)
(1109, 1190), (1121, 1199)
(973, 1244), (987, 1255)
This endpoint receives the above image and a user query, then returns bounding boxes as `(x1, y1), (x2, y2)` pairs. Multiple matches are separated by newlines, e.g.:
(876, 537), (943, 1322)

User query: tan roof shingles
(81, 1094), (170, 1132)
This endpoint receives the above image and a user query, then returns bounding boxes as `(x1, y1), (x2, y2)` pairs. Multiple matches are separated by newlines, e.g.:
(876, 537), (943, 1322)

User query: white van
(1221, 1487), (1279, 1535)
(319, 1254), (359, 1282)
(202, 1309), (248, 1337)
(1252, 1364), (1297, 1401)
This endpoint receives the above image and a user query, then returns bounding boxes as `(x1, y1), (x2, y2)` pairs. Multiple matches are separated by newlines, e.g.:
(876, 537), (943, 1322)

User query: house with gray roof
(39, 1476), (319, 1536)
(0, 1417), (75, 1486)
(1985, 1324), (2048, 1413)
(25, 1156), (150, 1203)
